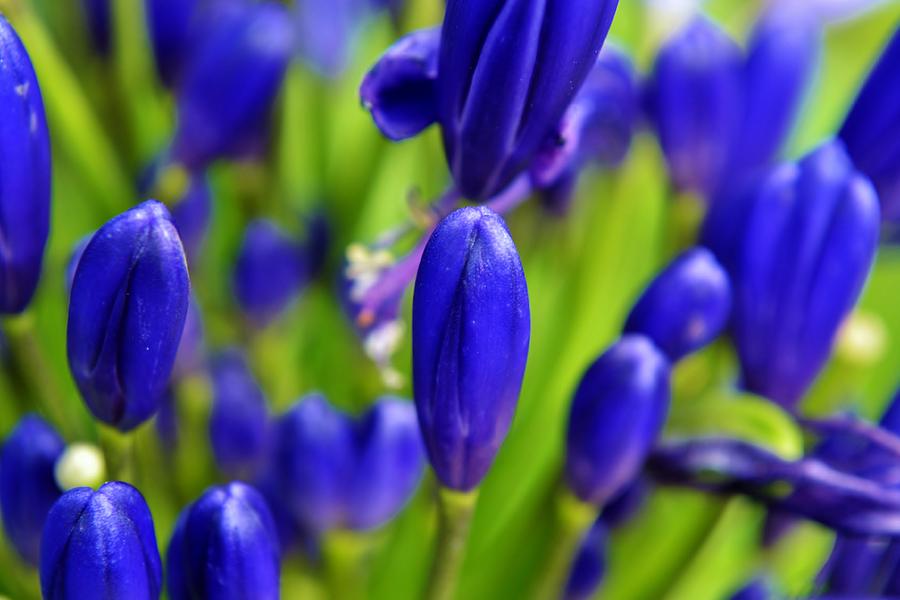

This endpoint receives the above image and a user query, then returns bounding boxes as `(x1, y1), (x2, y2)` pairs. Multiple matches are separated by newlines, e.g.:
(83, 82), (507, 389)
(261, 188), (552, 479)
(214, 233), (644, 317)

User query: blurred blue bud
(209, 349), (270, 480)
(711, 141), (879, 408)
(145, 0), (203, 87)
(646, 17), (743, 197)
(40, 482), (162, 600)
(170, 174), (212, 265)
(172, 295), (205, 380)
(296, 0), (364, 77)
(436, 0), (619, 200)
(413, 207), (530, 491)
(80, 0), (111, 55)
(171, 1), (293, 170)
(623, 247), (731, 362)
(565, 335), (671, 505)
(167, 482), (279, 600)
(840, 27), (900, 220)
(564, 518), (607, 600)
(820, 537), (887, 596)
(0, 16), (52, 314)
(67, 200), (191, 431)
(0, 415), (64, 565)
(730, 578), (775, 600)
(600, 477), (649, 528)
(360, 27), (440, 141)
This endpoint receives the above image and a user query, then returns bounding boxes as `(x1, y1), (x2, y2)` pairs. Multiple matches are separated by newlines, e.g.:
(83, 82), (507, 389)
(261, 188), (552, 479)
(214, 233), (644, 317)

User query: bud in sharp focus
(67, 200), (191, 431)
(565, 335), (671, 505)
(413, 207), (530, 491)
(436, 0), (619, 200)
(166, 482), (279, 600)
(171, 1), (293, 170)
(0, 415), (64, 566)
(840, 27), (900, 220)
(0, 16), (52, 314)
(623, 247), (731, 362)
(40, 482), (162, 600)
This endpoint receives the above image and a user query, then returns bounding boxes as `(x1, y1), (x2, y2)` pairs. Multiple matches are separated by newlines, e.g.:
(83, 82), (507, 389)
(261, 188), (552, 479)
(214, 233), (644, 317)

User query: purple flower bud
(0, 16), (52, 314)
(646, 17), (743, 197)
(436, 0), (619, 200)
(564, 518), (607, 600)
(170, 175), (212, 265)
(80, 0), (111, 55)
(172, 295), (205, 380)
(40, 482), (162, 600)
(730, 578), (774, 600)
(600, 477), (649, 528)
(565, 335), (671, 505)
(209, 349), (269, 480)
(145, 0), (202, 87)
(623, 247), (731, 362)
(296, 0), (363, 77)
(722, 141), (880, 408)
(166, 482), (280, 600)
(840, 27), (900, 220)
(413, 207), (530, 491)
(0, 415), (64, 565)
(820, 537), (888, 596)
(67, 200), (191, 431)
(171, 2), (293, 170)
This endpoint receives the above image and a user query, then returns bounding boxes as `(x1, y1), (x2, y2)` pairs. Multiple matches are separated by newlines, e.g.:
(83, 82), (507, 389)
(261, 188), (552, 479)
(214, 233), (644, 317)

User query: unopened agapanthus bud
(0, 16), (52, 314)
(171, 2), (293, 170)
(564, 518), (607, 600)
(413, 207), (530, 490)
(565, 335), (671, 505)
(840, 27), (900, 220)
(67, 200), (191, 431)
(145, 0), (202, 87)
(436, 0), (619, 200)
(0, 415), (64, 565)
(209, 349), (269, 479)
(166, 482), (279, 600)
(624, 247), (731, 362)
(646, 17), (743, 197)
(40, 482), (162, 600)
(296, 0), (363, 77)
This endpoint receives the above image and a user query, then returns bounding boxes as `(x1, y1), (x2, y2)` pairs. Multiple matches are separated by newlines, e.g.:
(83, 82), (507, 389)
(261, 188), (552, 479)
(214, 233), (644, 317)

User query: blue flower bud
(80, 0), (111, 55)
(840, 27), (900, 220)
(172, 295), (205, 380)
(145, 0), (202, 87)
(721, 141), (879, 408)
(296, 0), (363, 77)
(646, 17), (743, 197)
(40, 481), (162, 600)
(209, 349), (270, 479)
(623, 247), (731, 362)
(436, 0), (619, 200)
(600, 477), (648, 528)
(730, 578), (775, 600)
(233, 219), (308, 325)
(565, 335), (671, 505)
(67, 200), (191, 431)
(0, 16), (52, 314)
(171, 2), (293, 170)
(0, 415), (64, 565)
(564, 518), (607, 600)
(413, 206), (530, 490)
(170, 174), (212, 265)
(166, 482), (279, 600)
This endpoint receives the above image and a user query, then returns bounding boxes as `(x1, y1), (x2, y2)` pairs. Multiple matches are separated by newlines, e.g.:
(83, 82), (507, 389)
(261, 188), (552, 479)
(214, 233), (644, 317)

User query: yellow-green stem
(426, 487), (479, 600)
(322, 529), (377, 600)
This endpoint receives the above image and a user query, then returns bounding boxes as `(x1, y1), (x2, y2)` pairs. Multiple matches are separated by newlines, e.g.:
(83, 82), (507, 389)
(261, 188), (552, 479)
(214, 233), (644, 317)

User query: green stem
(426, 487), (479, 600)
(322, 530), (376, 600)
(98, 425), (137, 482)
(663, 190), (706, 261)
(531, 484), (597, 600)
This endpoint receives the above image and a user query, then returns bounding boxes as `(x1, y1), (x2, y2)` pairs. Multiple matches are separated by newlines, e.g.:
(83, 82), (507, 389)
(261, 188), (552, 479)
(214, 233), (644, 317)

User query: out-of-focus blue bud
(172, 295), (205, 380)
(67, 200), (191, 431)
(713, 141), (879, 409)
(413, 207), (530, 491)
(820, 537), (888, 596)
(233, 219), (308, 326)
(145, 0), (202, 87)
(296, 0), (363, 77)
(646, 17), (743, 197)
(166, 482), (279, 600)
(169, 174), (212, 265)
(564, 518), (607, 600)
(730, 578), (775, 600)
(600, 477), (649, 528)
(360, 27), (440, 141)
(209, 349), (269, 480)
(623, 247), (731, 362)
(171, 2), (293, 170)
(0, 415), (64, 565)
(565, 335), (671, 505)
(840, 28), (900, 220)
(40, 482), (162, 600)
(0, 16), (52, 314)
(436, 0), (619, 200)
(80, 0), (111, 55)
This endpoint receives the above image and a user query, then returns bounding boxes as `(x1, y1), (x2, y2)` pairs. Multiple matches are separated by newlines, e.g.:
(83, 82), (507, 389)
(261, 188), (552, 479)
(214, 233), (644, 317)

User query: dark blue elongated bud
(67, 200), (191, 431)
(721, 141), (879, 408)
(646, 17), (743, 197)
(564, 518), (607, 600)
(840, 27), (900, 220)
(209, 349), (270, 479)
(171, 2), (293, 170)
(40, 481), (162, 600)
(565, 335), (671, 505)
(0, 16), (52, 314)
(145, 0), (202, 87)
(166, 482), (279, 600)
(436, 0), (619, 200)
(623, 247), (731, 362)
(0, 415), (64, 565)
(80, 0), (111, 55)
(413, 206), (530, 490)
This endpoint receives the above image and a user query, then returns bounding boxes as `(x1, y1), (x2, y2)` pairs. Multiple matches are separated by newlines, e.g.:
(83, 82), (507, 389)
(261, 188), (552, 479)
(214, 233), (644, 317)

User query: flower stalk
(426, 487), (479, 600)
